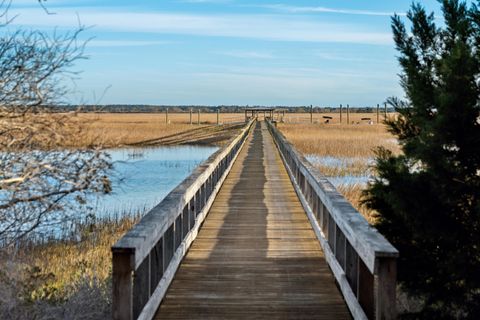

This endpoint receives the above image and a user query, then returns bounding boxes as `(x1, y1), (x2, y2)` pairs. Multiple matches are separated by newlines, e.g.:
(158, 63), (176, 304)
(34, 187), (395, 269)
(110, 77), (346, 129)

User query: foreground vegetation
(0, 214), (140, 319)
(362, 1), (480, 317)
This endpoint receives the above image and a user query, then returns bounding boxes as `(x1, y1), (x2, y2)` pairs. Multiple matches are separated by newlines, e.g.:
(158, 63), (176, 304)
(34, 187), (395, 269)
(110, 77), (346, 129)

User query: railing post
(112, 250), (134, 320)
(375, 258), (397, 320)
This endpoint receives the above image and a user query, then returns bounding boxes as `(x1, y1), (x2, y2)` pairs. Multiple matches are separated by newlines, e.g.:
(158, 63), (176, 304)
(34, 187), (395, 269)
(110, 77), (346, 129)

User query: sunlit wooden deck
(154, 121), (351, 319)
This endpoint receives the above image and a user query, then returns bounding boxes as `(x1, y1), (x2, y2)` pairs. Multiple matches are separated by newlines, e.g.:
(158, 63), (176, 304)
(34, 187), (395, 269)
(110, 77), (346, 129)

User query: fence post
(189, 108), (192, 125)
(377, 104), (380, 124)
(166, 108), (169, 124)
(310, 104), (313, 123)
(112, 251), (134, 320)
(217, 109), (220, 125)
(340, 104), (343, 123)
(197, 110), (200, 125)
(384, 103), (388, 121)
(347, 104), (350, 124)
(375, 258), (397, 320)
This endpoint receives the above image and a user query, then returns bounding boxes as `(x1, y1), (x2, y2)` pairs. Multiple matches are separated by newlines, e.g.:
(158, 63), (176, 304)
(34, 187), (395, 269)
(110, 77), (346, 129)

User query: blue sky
(8, 0), (443, 106)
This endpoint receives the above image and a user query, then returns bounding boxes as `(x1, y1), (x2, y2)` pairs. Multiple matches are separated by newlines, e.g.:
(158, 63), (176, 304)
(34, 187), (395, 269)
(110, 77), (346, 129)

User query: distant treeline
(53, 104), (395, 113)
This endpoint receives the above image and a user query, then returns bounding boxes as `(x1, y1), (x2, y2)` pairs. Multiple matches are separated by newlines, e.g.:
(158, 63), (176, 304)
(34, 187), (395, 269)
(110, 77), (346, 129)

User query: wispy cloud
(10, 8), (393, 45)
(263, 4), (405, 17)
(217, 51), (274, 59)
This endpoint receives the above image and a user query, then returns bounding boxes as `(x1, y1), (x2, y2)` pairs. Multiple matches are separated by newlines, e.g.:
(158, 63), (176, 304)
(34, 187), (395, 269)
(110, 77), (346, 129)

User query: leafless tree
(0, 1), (112, 245)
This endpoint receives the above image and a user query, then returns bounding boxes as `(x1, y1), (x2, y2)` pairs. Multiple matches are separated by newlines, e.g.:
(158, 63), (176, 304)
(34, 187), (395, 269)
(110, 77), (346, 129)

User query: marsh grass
(306, 155), (373, 177)
(279, 122), (399, 158)
(0, 212), (141, 319)
(280, 112), (398, 126)
(73, 113), (245, 148)
(279, 121), (399, 222)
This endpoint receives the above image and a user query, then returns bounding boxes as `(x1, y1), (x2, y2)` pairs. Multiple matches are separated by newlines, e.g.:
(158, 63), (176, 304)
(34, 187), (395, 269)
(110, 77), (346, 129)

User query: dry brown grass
(279, 111), (395, 125)
(27, 216), (138, 299)
(71, 113), (245, 148)
(278, 120), (399, 158)
(278, 118), (399, 222)
(0, 215), (139, 319)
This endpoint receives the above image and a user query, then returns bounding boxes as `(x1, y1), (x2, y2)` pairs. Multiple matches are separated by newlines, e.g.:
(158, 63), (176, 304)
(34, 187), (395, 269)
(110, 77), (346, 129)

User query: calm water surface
(93, 145), (218, 217)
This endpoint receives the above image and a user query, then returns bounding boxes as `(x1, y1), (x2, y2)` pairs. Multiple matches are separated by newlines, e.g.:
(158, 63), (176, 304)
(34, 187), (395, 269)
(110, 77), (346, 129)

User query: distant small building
(244, 108), (283, 122)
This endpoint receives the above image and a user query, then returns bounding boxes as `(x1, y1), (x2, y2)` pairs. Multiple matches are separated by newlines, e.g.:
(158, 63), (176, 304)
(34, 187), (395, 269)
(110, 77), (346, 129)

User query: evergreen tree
(363, 1), (480, 318)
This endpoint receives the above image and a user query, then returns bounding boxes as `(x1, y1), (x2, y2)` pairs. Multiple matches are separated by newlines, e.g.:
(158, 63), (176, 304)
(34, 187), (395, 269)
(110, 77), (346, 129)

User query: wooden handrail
(112, 120), (255, 320)
(266, 120), (398, 320)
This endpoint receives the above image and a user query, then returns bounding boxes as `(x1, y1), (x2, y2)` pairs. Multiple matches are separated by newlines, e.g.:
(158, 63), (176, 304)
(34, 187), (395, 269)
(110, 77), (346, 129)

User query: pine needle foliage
(363, 1), (480, 318)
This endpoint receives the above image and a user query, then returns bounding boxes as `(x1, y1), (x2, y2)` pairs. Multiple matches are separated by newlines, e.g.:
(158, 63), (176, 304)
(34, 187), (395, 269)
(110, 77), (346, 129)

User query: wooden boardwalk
(155, 122), (351, 319)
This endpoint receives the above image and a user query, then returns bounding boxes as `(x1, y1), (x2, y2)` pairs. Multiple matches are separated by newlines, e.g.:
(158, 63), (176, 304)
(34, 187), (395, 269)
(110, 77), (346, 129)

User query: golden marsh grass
(70, 113), (245, 148)
(278, 118), (399, 222)
(278, 121), (399, 158)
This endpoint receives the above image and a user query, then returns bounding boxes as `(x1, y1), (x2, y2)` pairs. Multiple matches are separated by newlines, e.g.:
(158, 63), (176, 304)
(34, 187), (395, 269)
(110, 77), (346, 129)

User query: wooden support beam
(112, 251), (134, 320)
(375, 258), (397, 320)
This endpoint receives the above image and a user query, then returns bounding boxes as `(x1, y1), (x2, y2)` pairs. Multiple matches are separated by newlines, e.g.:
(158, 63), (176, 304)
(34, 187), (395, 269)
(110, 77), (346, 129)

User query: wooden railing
(111, 120), (255, 320)
(267, 121), (399, 320)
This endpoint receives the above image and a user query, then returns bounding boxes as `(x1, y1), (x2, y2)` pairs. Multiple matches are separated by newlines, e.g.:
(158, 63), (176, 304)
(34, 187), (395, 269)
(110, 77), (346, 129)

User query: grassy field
(278, 116), (399, 222)
(65, 111), (394, 149)
(278, 111), (393, 125)
(71, 113), (246, 148)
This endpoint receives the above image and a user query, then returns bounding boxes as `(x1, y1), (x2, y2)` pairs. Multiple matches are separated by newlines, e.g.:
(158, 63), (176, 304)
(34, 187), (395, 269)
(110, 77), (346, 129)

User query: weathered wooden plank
(375, 258), (397, 320)
(155, 122), (351, 319)
(267, 121), (398, 274)
(281, 145), (369, 320)
(113, 120), (255, 320)
(112, 120), (255, 269)
(112, 251), (134, 320)
(135, 123), (254, 320)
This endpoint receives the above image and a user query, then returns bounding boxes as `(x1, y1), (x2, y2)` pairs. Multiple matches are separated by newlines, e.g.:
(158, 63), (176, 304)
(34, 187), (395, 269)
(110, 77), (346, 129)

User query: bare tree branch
(0, 2), (112, 246)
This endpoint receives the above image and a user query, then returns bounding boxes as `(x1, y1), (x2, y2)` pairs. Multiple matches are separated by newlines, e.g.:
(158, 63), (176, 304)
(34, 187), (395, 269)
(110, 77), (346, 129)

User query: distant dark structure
(244, 107), (284, 122)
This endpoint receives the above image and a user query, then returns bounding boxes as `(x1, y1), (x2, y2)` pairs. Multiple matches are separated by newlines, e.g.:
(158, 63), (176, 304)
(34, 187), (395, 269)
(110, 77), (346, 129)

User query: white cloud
(9, 8), (393, 45)
(263, 4), (406, 17)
